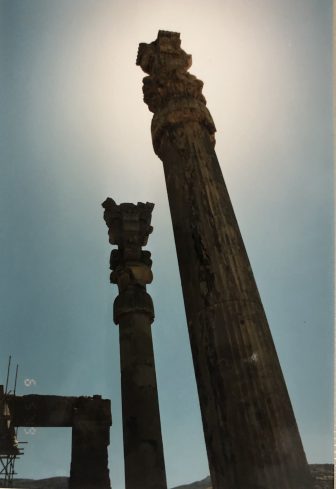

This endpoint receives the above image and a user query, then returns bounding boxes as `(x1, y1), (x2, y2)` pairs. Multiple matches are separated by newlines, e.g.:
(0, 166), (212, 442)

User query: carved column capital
(102, 198), (153, 254)
(136, 30), (216, 154)
(102, 198), (155, 324)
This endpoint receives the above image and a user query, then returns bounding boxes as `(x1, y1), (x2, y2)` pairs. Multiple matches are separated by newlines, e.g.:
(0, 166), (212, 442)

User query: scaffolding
(0, 357), (25, 487)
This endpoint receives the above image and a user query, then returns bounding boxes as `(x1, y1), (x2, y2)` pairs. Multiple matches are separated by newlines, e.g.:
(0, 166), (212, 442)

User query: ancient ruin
(102, 198), (167, 489)
(136, 30), (313, 489)
(2, 389), (111, 489)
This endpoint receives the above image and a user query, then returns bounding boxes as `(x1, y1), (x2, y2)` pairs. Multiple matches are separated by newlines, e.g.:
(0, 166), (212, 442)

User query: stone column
(70, 396), (111, 489)
(136, 31), (313, 489)
(102, 198), (167, 489)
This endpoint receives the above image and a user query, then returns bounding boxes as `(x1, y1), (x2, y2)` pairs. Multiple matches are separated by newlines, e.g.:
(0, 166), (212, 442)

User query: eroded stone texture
(102, 198), (167, 489)
(137, 31), (313, 489)
(6, 392), (111, 489)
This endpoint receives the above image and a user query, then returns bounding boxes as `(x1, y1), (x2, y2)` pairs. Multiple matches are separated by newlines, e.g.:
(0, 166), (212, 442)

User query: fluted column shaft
(137, 31), (313, 489)
(102, 198), (167, 489)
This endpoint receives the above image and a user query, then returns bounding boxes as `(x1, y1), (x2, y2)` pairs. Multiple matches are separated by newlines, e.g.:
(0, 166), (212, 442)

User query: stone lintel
(6, 394), (111, 428)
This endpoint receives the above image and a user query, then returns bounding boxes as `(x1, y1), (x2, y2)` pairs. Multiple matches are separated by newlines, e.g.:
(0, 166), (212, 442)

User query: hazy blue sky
(0, 1), (333, 487)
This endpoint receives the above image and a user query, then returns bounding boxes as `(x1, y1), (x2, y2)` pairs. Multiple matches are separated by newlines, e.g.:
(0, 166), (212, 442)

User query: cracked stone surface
(137, 30), (314, 489)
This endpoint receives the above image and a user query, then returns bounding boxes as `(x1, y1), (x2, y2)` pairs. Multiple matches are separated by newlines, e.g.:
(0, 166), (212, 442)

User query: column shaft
(160, 122), (311, 489)
(137, 31), (313, 489)
(119, 311), (167, 489)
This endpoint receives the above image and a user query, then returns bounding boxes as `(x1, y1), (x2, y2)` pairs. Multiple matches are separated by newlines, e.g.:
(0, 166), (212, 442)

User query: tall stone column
(136, 31), (313, 489)
(102, 198), (167, 489)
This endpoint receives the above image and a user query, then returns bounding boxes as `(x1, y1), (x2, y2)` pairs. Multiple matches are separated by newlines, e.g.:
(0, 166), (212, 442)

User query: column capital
(102, 198), (155, 324)
(102, 198), (153, 252)
(136, 30), (216, 153)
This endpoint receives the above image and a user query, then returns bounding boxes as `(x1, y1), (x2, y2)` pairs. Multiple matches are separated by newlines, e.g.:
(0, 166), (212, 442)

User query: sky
(0, 0), (333, 487)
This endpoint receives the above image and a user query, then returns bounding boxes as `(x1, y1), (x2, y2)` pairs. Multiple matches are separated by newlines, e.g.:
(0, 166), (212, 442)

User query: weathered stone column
(136, 31), (313, 489)
(102, 198), (167, 489)
(70, 396), (111, 489)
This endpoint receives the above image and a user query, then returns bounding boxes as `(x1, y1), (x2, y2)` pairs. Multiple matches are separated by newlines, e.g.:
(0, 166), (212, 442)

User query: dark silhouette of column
(102, 198), (167, 489)
(136, 30), (313, 489)
(70, 396), (111, 489)
(5, 391), (111, 488)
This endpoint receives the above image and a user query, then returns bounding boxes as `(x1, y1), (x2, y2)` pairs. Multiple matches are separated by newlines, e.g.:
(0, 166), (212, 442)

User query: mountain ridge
(4, 464), (333, 489)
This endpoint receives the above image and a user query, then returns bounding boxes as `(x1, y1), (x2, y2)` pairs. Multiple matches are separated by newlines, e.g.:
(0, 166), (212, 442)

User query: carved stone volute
(136, 30), (216, 154)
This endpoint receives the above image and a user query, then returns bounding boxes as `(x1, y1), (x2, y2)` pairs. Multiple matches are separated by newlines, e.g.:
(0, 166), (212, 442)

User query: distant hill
(172, 475), (211, 489)
(172, 465), (334, 489)
(0, 477), (68, 488)
(3, 464), (333, 489)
